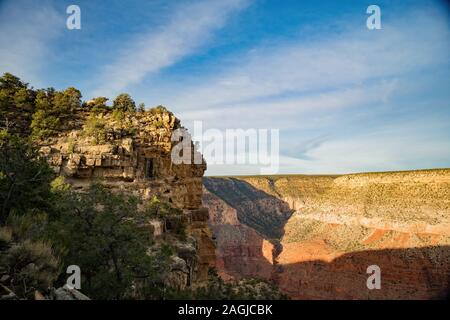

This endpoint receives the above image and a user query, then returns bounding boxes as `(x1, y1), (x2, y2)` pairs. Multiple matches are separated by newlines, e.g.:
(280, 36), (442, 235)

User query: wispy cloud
(167, 6), (450, 175)
(206, 115), (450, 176)
(92, 0), (249, 98)
(0, 0), (63, 86)
(168, 7), (449, 111)
(290, 116), (450, 174)
(179, 80), (399, 129)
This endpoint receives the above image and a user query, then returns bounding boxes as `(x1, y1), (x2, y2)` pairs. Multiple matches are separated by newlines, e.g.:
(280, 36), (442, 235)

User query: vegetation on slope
(235, 172), (450, 225)
(0, 73), (285, 300)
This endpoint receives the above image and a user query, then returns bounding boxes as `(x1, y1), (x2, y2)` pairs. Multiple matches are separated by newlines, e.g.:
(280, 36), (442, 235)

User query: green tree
(48, 184), (171, 299)
(82, 114), (107, 144)
(30, 110), (60, 140)
(0, 130), (54, 224)
(86, 97), (109, 112)
(110, 108), (136, 138)
(0, 73), (27, 91)
(30, 87), (80, 140)
(13, 87), (35, 113)
(52, 87), (81, 114)
(113, 93), (136, 112)
(30, 89), (59, 140)
(34, 88), (54, 111)
(0, 73), (35, 134)
(63, 87), (82, 110)
(137, 103), (145, 112)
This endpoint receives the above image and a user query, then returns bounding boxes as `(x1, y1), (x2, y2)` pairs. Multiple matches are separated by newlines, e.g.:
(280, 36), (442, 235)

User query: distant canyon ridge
(202, 170), (450, 299)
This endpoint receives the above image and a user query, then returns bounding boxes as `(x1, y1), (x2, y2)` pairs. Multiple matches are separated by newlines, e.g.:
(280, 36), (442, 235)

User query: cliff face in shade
(203, 170), (450, 299)
(203, 187), (275, 281)
(40, 109), (215, 287)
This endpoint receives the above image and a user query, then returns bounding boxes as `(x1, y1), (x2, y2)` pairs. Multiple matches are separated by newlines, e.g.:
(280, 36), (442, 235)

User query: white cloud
(179, 79), (399, 130)
(0, 0), (63, 86)
(168, 7), (449, 111)
(174, 7), (450, 175)
(205, 117), (450, 176)
(290, 119), (450, 174)
(92, 0), (249, 98)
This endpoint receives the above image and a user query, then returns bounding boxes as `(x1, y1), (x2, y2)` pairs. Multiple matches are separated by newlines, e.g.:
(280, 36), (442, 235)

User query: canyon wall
(203, 170), (450, 299)
(41, 109), (215, 288)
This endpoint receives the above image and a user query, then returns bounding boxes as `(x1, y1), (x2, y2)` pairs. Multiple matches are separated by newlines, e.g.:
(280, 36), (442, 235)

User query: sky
(0, 0), (449, 175)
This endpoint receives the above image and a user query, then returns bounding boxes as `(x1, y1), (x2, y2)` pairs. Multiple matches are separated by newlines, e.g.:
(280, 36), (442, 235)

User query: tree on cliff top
(0, 73), (35, 134)
(54, 87), (82, 112)
(86, 96), (109, 112)
(113, 93), (136, 112)
(137, 102), (145, 112)
(0, 73), (27, 91)
(30, 87), (82, 140)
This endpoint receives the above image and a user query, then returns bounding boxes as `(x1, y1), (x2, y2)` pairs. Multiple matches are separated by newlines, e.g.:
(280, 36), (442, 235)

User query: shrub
(0, 219), (60, 299)
(0, 237), (60, 299)
(149, 105), (172, 115)
(82, 114), (107, 144)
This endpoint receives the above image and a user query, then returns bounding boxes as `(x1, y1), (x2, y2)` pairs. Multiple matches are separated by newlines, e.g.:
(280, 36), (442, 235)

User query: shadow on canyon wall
(204, 177), (292, 280)
(203, 177), (450, 300)
(277, 245), (450, 300)
(203, 177), (293, 240)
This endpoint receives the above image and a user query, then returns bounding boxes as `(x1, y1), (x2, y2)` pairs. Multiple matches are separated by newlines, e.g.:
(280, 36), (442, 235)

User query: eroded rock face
(204, 178), (292, 240)
(40, 109), (215, 288)
(204, 188), (275, 281)
(203, 170), (450, 299)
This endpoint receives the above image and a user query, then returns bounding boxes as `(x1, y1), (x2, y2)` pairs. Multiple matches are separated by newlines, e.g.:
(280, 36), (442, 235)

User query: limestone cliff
(39, 108), (215, 288)
(203, 170), (450, 299)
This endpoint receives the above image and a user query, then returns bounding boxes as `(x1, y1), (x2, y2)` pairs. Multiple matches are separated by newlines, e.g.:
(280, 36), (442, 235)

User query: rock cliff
(203, 169), (450, 299)
(40, 108), (215, 288)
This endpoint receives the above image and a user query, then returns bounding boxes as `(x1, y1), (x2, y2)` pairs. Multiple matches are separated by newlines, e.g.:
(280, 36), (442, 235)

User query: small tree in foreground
(48, 184), (172, 299)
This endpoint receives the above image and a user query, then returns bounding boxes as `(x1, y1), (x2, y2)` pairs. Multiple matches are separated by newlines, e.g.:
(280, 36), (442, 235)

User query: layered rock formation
(40, 109), (215, 287)
(203, 170), (450, 299)
(203, 188), (276, 281)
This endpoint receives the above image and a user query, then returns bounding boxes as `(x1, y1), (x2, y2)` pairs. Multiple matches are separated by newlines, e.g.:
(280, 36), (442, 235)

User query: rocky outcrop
(40, 109), (215, 288)
(203, 170), (450, 299)
(51, 285), (90, 300)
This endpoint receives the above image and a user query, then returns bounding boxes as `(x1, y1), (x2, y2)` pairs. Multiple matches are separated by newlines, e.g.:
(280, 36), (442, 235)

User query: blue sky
(1, 0), (449, 175)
